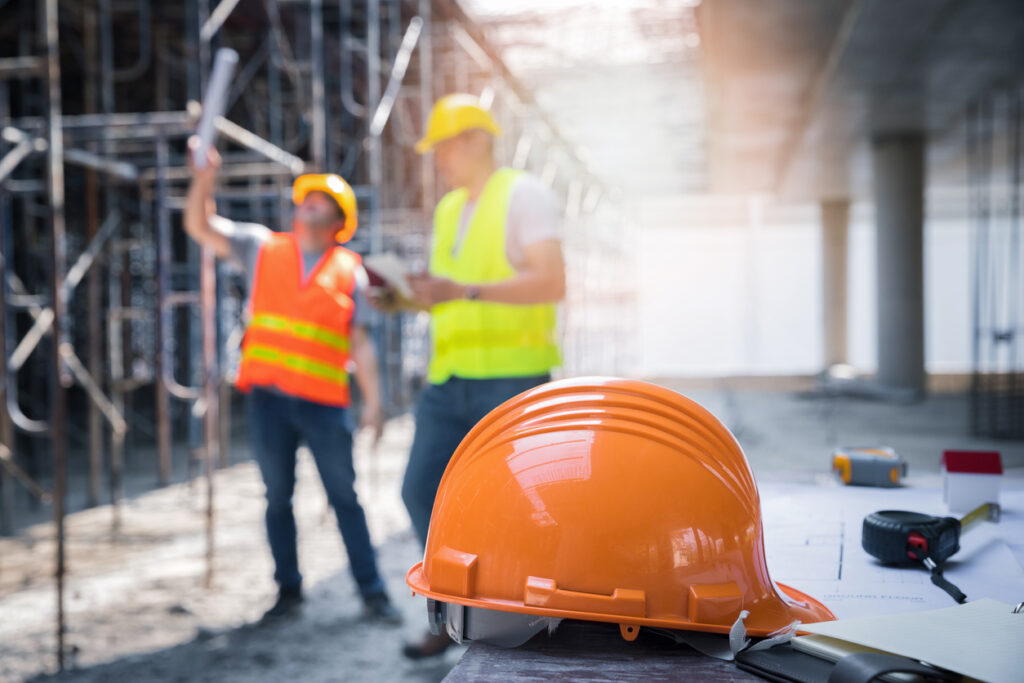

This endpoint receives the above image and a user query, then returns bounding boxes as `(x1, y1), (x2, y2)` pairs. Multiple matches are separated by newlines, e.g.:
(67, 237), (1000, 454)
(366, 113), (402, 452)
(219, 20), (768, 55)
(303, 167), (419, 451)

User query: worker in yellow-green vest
(385, 94), (565, 659)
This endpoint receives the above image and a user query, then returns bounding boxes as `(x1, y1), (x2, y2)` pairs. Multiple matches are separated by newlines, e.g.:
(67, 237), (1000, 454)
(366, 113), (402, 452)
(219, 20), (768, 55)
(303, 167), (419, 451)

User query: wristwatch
(465, 285), (481, 301)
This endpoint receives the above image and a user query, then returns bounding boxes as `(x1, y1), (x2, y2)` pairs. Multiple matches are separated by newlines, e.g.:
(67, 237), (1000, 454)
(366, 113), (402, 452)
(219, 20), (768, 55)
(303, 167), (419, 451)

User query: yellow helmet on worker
(292, 173), (359, 243)
(415, 94), (502, 154)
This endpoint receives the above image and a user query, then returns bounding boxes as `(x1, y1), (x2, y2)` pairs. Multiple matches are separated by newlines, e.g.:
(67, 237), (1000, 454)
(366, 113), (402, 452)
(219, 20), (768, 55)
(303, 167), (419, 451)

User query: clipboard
(363, 252), (414, 300)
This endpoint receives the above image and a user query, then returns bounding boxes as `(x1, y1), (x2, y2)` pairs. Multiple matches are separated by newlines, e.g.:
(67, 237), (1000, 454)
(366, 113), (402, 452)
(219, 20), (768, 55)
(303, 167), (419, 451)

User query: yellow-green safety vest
(428, 168), (560, 384)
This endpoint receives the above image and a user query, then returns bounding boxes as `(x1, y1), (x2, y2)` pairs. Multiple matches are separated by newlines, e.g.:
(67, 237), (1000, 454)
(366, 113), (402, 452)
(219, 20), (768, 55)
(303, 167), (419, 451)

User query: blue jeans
(247, 387), (385, 597)
(401, 374), (550, 547)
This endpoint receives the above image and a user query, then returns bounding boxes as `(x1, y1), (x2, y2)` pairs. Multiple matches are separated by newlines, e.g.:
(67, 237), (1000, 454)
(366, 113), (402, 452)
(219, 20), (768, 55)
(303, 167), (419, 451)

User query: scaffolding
(0, 0), (632, 670)
(967, 84), (1024, 440)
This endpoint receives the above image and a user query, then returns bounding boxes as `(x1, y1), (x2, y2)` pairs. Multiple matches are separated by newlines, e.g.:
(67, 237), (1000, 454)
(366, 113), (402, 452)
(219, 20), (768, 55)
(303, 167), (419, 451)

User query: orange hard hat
(407, 377), (835, 644)
(292, 173), (358, 243)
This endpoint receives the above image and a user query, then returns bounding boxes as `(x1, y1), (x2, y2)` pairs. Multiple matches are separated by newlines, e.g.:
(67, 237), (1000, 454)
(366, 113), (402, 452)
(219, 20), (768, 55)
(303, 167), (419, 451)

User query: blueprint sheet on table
(758, 483), (1024, 619)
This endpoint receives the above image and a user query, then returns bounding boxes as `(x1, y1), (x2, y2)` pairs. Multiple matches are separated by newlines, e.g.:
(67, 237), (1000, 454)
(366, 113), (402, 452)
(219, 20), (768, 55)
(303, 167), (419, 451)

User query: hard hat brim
(407, 562), (835, 637)
(414, 123), (503, 155)
(414, 136), (434, 155)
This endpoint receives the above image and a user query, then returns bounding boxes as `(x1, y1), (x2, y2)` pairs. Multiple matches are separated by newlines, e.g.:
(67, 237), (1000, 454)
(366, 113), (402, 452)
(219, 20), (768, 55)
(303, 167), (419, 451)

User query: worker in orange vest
(184, 139), (401, 625)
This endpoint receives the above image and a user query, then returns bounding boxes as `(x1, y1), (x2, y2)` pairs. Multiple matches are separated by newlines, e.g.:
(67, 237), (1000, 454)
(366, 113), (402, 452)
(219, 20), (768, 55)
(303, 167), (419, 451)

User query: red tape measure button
(907, 532), (928, 560)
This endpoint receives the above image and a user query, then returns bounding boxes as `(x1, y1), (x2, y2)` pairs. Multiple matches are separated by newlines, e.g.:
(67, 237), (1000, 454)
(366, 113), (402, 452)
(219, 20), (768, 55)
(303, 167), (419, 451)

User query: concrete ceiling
(697, 0), (1024, 201)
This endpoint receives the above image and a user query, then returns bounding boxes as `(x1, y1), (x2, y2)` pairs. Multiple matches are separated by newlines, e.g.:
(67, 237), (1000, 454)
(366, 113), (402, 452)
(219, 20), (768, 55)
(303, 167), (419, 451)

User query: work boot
(402, 630), (454, 660)
(260, 586), (303, 622)
(362, 592), (403, 625)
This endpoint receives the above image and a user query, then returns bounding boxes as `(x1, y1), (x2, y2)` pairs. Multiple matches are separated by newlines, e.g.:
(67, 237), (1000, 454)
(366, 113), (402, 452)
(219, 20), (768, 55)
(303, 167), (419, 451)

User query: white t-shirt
(451, 172), (562, 267)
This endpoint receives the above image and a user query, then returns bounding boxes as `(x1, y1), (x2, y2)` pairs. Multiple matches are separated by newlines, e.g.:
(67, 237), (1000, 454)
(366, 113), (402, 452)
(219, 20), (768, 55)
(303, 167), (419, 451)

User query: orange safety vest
(235, 232), (359, 407)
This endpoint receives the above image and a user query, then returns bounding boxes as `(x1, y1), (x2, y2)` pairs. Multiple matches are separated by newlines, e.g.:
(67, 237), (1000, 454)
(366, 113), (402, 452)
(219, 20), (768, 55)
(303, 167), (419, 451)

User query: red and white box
(940, 450), (1003, 514)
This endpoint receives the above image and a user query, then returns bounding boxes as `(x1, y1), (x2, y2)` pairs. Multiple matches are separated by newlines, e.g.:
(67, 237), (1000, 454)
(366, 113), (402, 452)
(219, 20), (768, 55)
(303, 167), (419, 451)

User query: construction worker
(380, 94), (566, 658)
(183, 138), (402, 625)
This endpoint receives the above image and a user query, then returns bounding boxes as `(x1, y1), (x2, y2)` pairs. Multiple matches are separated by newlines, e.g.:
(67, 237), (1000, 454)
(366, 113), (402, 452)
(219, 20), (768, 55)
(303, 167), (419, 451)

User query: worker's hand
(360, 401), (385, 446)
(367, 286), (402, 313)
(409, 274), (465, 307)
(367, 286), (425, 314)
(187, 135), (221, 188)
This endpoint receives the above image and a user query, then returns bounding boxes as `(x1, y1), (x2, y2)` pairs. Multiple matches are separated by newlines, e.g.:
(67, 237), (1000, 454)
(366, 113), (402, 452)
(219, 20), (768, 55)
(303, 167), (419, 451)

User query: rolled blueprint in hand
(192, 48), (239, 169)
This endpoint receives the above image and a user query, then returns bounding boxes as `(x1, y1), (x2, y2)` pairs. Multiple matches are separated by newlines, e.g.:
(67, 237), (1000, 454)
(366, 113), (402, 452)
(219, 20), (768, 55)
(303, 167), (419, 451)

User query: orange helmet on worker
(291, 173), (359, 246)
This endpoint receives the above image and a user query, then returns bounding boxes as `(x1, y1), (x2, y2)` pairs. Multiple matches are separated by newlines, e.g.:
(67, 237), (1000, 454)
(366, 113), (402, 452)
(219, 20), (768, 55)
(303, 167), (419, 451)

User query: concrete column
(821, 200), (849, 367)
(872, 134), (925, 396)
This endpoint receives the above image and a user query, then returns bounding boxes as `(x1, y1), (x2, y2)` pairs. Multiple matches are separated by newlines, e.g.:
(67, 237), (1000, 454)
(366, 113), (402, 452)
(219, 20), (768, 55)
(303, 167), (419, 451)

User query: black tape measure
(862, 510), (962, 564)
(862, 503), (1000, 604)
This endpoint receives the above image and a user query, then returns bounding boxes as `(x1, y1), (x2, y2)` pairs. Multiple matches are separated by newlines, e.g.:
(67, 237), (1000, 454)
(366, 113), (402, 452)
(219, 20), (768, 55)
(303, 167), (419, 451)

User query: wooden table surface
(443, 620), (763, 682)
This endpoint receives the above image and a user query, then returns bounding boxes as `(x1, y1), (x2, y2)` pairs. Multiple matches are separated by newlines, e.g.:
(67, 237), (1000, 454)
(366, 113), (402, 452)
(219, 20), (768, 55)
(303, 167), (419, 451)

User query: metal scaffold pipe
(44, 0), (68, 670)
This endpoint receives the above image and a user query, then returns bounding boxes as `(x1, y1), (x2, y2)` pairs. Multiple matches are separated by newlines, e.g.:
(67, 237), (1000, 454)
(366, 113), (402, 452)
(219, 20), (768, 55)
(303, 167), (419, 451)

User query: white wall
(637, 194), (972, 377)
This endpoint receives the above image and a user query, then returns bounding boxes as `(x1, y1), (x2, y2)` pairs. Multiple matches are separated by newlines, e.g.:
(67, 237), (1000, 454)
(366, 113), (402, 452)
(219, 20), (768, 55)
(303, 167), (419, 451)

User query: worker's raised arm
(184, 136), (232, 259)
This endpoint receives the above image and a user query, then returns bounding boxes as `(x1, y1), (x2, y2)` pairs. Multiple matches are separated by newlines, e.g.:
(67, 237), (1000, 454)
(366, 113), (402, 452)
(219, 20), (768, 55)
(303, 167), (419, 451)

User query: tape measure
(862, 502), (1000, 603)
(832, 447), (906, 487)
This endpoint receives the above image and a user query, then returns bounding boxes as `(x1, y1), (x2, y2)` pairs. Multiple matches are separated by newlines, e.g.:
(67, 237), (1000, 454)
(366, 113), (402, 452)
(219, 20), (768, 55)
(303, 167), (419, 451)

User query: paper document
(363, 252), (414, 300)
(759, 483), (1024, 619)
(801, 598), (1023, 683)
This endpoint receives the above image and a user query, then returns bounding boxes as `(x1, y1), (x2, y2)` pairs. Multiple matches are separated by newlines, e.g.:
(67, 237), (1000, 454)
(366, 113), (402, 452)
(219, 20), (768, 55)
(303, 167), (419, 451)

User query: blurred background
(0, 0), (1022, 681)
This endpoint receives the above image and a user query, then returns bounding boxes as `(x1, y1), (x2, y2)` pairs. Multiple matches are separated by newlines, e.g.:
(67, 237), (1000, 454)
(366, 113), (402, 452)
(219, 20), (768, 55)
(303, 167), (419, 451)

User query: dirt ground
(0, 415), (463, 682)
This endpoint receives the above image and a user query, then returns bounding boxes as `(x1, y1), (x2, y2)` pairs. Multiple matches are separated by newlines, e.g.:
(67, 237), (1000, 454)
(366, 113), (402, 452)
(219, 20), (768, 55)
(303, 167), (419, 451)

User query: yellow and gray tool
(832, 446), (907, 487)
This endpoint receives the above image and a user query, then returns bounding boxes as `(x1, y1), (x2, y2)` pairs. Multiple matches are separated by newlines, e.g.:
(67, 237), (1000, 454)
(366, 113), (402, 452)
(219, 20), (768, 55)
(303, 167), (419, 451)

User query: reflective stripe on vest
(248, 313), (350, 354)
(235, 233), (358, 406)
(240, 344), (349, 387)
(427, 168), (560, 384)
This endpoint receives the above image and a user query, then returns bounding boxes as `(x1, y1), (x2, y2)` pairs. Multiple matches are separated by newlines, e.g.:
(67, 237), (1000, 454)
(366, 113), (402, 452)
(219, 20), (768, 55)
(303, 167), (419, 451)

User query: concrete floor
(1, 387), (1020, 682)
(660, 383), (1023, 481)
(1, 416), (464, 683)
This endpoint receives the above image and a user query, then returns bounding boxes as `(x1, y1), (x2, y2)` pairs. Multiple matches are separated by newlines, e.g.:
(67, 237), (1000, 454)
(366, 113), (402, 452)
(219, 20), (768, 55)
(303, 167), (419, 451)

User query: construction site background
(1, 0), (1022, 680)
